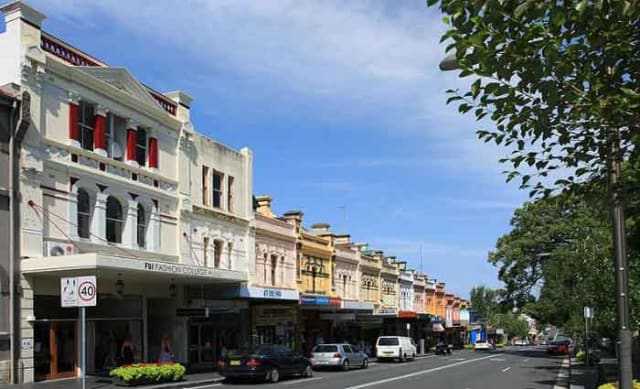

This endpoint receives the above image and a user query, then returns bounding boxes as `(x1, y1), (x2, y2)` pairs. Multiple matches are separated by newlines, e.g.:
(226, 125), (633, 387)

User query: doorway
(34, 321), (77, 381)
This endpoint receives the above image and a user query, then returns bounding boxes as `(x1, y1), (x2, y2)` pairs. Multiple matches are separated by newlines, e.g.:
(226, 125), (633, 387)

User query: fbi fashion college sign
(143, 261), (216, 277)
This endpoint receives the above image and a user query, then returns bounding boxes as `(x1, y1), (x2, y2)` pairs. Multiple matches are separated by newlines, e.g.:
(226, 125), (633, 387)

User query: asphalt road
(190, 346), (569, 389)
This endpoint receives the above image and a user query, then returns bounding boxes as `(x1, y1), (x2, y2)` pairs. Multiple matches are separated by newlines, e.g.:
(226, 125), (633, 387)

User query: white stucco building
(0, 2), (253, 383)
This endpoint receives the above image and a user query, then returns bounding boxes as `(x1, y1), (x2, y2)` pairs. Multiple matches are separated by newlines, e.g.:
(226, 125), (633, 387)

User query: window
(203, 237), (210, 266)
(227, 176), (234, 212)
(136, 127), (147, 166)
(263, 253), (268, 283)
(212, 171), (223, 208)
(106, 196), (123, 243)
(202, 166), (210, 206)
(214, 240), (223, 268)
(137, 203), (146, 248)
(271, 255), (277, 286)
(78, 100), (95, 150)
(227, 242), (233, 269)
(77, 189), (91, 238)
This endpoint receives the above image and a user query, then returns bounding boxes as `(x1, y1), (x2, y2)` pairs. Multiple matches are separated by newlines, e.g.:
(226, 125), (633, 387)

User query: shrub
(598, 380), (640, 389)
(110, 363), (186, 385)
(463, 344), (474, 350)
(577, 351), (585, 361)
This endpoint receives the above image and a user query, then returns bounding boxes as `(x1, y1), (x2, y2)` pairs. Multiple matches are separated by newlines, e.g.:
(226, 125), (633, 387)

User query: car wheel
(342, 360), (349, 371)
(361, 358), (368, 369)
(412, 353), (416, 361)
(267, 367), (280, 383)
(399, 349), (406, 363)
(303, 365), (313, 378)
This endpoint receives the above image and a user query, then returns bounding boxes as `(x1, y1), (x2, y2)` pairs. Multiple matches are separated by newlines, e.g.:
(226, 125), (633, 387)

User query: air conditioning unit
(45, 242), (74, 257)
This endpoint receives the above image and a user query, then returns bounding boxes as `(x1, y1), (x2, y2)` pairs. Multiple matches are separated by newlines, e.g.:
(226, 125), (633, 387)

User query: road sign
(61, 276), (97, 307)
(584, 306), (594, 319)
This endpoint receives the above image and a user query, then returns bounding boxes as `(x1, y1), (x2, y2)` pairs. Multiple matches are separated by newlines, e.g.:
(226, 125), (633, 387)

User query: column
(67, 92), (80, 147)
(148, 135), (158, 171)
(123, 199), (138, 248)
(91, 192), (107, 243)
(126, 119), (138, 167)
(148, 203), (160, 251)
(93, 105), (108, 156)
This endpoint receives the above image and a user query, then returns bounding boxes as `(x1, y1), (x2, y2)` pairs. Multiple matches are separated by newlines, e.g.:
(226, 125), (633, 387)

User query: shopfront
(298, 295), (341, 355)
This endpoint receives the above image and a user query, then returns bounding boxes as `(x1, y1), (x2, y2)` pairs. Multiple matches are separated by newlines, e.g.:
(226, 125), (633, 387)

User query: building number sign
(61, 276), (97, 307)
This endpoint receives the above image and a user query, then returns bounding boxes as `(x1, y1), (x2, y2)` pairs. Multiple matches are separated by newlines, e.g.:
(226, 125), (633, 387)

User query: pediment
(77, 67), (164, 112)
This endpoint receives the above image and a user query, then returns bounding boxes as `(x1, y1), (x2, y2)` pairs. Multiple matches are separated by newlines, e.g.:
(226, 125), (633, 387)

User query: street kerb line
(344, 353), (500, 389)
(502, 366), (511, 372)
(552, 357), (570, 389)
(184, 384), (221, 389)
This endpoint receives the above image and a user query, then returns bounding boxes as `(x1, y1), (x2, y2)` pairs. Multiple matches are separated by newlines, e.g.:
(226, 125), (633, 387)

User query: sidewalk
(8, 371), (224, 389)
(570, 355), (618, 389)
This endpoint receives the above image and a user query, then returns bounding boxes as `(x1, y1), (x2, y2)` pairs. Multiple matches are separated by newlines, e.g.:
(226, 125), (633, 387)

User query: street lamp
(438, 52), (633, 387)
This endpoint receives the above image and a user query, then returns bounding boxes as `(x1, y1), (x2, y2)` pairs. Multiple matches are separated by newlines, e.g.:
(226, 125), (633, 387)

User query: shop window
(136, 203), (146, 248)
(136, 127), (147, 166)
(106, 196), (123, 243)
(202, 166), (209, 206)
(214, 240), (223, 268)
(78, 100), (95, 150)
(77, 188), (91, 238)
(212, 171), (223, 208)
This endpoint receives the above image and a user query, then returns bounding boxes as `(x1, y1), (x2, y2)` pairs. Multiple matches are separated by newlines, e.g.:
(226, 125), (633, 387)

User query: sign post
(584, 306), (593, 366)
(61, 276), (97, 389)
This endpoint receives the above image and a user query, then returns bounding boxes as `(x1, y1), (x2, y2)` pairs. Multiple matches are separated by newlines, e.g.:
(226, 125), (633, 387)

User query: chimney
(164, 90), (193, 122)
(334, 234), (351, 245)
(310, 223), (330, 233)
(282, 210), (303, 230)
(255, 194), (274, 217)
(2, 1), (45, 28)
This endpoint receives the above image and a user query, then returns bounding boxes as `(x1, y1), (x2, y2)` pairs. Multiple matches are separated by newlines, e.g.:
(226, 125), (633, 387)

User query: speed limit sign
(61, 276), (97, 307)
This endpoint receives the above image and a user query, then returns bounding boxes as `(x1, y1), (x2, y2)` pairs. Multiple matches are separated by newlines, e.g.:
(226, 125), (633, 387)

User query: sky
(26, 0), (530, 298)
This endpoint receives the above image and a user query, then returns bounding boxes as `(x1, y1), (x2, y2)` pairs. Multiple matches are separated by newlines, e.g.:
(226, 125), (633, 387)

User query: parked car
(473, 340), (495, 351)
(546, 340), (570, 355)
(513, 338), (529, 346)
(310, 344), (368, 370)
(435, 342), (452, 355)
(218, 345), (313, 383)
(375, 336), (417, 362)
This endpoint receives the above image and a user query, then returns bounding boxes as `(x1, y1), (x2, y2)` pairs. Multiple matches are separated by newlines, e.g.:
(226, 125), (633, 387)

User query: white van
(375, 336), (417, 362)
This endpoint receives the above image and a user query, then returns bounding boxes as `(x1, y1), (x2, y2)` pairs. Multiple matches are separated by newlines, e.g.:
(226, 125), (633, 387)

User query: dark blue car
(218, 345), (313, 383)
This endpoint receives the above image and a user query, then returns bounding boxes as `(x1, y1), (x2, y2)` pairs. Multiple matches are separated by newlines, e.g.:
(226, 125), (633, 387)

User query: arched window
(214, 240), (223, 268)
(270, 255), (277, 286)
(77, 189), (91, 238)
(137, 203), (146, 248)
(106, 196), (123, 243)
(263, 253), (268, 283)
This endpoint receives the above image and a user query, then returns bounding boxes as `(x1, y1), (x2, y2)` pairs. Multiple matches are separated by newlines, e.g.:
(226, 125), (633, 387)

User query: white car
(474, 340), (494, 351)
(376, 336), (417, 362)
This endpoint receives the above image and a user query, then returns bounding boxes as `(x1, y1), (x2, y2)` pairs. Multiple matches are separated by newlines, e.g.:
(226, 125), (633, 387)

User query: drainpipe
(9, 91), (31, 384)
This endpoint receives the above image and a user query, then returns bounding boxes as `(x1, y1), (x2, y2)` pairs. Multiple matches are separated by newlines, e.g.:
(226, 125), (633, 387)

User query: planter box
(110, 363), (186, 387)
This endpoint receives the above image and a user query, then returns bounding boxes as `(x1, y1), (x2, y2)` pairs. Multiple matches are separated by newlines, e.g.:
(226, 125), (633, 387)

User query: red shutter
(94, 113), (106, 152)
(126, 128), (137, 162)
(148, 137), (158, 169)
(69, 102), (79, 143)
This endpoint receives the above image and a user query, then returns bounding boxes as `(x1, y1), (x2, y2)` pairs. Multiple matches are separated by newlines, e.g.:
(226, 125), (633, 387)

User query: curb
(141, 376), (225, 389)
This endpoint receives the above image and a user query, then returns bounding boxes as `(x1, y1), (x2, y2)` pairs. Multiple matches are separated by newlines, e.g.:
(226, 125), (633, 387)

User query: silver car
(310, 344), (369, 370)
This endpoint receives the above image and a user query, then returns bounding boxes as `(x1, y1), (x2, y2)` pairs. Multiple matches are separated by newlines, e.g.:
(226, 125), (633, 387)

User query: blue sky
(27, 0), (529, 298)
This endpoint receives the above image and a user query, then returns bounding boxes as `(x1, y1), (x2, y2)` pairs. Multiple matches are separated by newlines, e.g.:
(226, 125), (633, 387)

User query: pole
(81, 307), (86, 389)
(8, 98), (17, 385)
(585, 312), (589, 366)
(607, 128), (633, 389)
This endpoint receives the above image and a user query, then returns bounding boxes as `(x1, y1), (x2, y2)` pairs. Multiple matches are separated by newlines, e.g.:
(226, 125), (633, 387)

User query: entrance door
(34, 321), (77, 380)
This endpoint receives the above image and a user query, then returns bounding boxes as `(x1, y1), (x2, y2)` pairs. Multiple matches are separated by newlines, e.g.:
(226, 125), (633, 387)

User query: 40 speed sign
(61, 276), (97, 307)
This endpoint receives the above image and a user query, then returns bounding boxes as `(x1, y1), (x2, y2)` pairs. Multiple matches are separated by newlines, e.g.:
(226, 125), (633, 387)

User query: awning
(433, 323), (445, 332)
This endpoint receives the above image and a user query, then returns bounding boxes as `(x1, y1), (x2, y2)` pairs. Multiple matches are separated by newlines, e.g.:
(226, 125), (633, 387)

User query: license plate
(384, 352), (393, 355)
(230, 360), (241, 366)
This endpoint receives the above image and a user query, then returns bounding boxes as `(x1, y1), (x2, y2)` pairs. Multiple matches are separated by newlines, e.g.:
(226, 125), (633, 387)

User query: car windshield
(313, 345), (338, 353)
(378, 338), (399, 346)
(228, 345), (277, 357)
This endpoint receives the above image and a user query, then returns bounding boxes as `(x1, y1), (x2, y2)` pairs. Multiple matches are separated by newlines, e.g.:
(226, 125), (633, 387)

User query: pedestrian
(158, 335), (174, 363)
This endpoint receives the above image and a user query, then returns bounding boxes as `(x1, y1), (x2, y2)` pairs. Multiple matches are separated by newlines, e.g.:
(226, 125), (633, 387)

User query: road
(191, 346), (570, 389)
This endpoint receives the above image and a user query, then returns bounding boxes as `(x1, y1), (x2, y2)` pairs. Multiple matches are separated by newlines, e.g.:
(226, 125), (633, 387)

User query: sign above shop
(299, 295), (341, 306)
(343, 301), (375, 311)
(61, 276), (97, 307)
(398, 311), (418, 319)
(376, 307), (397, 316)
(240, 287), (299, 301)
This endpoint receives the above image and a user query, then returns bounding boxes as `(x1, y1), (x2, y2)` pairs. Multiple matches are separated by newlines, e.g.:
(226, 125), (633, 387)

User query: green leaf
(514, 1), (531, 18)
(575, 0), (588, 13)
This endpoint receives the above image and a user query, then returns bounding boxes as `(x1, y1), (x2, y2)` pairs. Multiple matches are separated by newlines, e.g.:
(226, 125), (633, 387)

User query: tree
(427, 2), (640, 385)
(469, 285), (501, 320)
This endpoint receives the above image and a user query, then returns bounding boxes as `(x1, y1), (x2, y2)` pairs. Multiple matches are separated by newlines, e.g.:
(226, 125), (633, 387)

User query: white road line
(283, 377), (323, 385)
(502, 366), (511, 372)
(552, 357), (570, 389)
(344, 353), (499, 389)
(523, 358), (530, 362)
(490, 358), (506, 361)
(452, 358), (466, 361)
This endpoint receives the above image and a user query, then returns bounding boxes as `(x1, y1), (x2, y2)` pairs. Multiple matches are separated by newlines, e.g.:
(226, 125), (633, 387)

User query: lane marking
(184, 384), (221, 389)
(490, 358), (506, 361)
(552, 357), (570, 389)
(283, 377), (324, 385)
(344, 353), (500, 389)
(452, 358), (466, 361)
(523, 358), (530, 362)
(502, 366), (511, 372)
